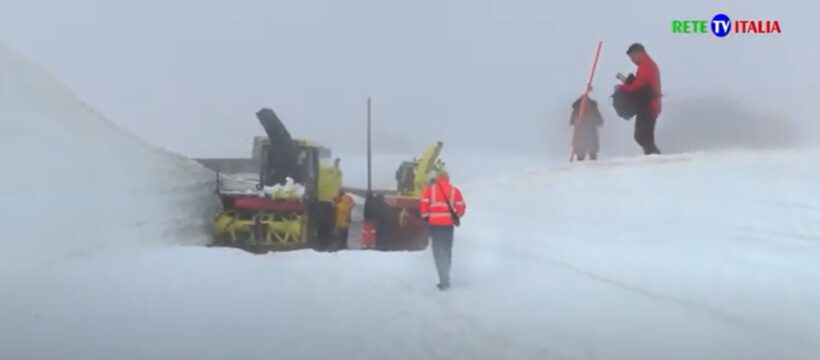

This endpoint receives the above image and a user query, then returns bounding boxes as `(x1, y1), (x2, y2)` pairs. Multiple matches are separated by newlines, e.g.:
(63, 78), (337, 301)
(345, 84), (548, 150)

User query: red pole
(570, 41), (603, 162)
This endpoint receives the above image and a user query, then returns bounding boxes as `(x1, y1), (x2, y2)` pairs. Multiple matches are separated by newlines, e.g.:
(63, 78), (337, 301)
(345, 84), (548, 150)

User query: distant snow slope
(0, 42), (218, 272)
(337, 151), (543, 190)
(2, 41), (819, 360)
(456, 150), (820, 359)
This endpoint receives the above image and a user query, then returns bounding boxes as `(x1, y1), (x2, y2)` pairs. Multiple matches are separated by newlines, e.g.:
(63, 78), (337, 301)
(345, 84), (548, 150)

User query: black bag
(611, 73), (655, 121)
(436, 180), (461, 227)
(612, 88), (639, 120)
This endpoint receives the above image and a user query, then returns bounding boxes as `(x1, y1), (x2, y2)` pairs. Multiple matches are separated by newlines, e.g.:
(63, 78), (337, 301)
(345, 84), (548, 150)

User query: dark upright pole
(367, 97), (372, 193)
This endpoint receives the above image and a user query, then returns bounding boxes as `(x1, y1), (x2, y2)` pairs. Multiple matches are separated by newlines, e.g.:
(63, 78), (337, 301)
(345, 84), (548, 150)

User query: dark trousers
(375, 221), (388, 250)
(336, 228), (348, 250)
(429, 226), (454, 285)
(635, 112), (661, 155)
(575, 152), (597, 161)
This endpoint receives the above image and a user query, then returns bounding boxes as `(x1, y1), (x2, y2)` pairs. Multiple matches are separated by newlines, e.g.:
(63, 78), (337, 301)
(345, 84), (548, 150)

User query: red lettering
(771, 20), (781, 33)
(735, 20), (746, 33)
(730, 19), (782, 34)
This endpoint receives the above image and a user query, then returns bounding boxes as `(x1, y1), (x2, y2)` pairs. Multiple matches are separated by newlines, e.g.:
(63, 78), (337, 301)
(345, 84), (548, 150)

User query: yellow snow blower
(211, 108), (341, 253)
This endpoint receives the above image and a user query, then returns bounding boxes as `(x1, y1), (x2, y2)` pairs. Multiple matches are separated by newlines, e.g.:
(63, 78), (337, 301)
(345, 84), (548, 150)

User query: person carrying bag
(420, 171), (466, 290)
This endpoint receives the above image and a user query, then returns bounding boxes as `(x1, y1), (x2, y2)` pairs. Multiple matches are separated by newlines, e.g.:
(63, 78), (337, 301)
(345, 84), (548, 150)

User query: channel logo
(672, 13), (782, 37)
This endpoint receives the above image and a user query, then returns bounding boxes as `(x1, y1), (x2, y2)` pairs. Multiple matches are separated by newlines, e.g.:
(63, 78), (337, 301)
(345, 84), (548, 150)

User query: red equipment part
(360, 221), (376, 248)
(228, 196), (306, 212)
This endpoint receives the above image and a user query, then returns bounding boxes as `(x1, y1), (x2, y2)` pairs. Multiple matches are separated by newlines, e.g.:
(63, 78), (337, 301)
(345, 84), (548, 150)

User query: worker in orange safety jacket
(420, 170), (466, 291)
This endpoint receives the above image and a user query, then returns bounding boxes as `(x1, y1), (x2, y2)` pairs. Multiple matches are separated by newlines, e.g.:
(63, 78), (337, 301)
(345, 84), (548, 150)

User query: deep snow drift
(2, 43), (820, 360)
(0, 42), (219, 274)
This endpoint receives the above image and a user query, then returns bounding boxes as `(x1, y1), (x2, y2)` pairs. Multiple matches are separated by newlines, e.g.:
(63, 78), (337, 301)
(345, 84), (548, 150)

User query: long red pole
(570, 41), (603, 162)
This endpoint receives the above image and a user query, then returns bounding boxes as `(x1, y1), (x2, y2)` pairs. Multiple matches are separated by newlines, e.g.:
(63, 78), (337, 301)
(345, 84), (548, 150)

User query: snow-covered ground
(2, 42), (820, 360)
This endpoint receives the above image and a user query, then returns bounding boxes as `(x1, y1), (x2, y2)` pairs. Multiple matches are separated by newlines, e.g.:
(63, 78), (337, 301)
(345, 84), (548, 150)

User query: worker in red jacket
(619, 43), (662, 155)
(420, 170), (466, 290)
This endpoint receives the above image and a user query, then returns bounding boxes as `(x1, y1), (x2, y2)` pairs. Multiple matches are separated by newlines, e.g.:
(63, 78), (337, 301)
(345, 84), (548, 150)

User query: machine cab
(256, 138), (339, 203)
(293, 143), (319, 200)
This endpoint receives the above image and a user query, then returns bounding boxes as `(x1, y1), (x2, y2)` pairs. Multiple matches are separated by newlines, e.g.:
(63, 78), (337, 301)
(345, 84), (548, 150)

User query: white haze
(1, 2), (820, 359)
(0, 0), (818, 161)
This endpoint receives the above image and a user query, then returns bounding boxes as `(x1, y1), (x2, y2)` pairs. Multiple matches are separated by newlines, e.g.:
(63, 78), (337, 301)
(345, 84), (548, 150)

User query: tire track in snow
(344, 262), (502, 360)
(425, 290), (584, 360)
(371, 268), (583, 360)
(466, 242), (819, 354)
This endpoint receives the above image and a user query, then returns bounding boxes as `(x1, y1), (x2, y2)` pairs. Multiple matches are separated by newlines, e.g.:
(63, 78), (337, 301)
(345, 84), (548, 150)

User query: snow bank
(0, 42), (219, 271)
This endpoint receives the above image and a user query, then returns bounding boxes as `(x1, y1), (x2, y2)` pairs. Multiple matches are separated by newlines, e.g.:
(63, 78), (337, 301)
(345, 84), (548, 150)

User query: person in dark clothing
(395, 162), (416, 194)
(617, 43), (662, 155)
(570, 95), (604, 161)
(364, 193), (390, 250)
(312, 202), (335, 251)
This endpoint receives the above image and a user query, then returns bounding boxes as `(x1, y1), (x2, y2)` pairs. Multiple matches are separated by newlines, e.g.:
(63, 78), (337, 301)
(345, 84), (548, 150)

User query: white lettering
(712, 19), (731, 34)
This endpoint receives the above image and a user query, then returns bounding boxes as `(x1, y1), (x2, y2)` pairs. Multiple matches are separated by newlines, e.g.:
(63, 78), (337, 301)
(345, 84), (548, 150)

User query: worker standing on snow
(420, 170), (466, 291)
(617, 43), (662, 155)
(333, 190), (354, 251)
(570, 94), (605, 161)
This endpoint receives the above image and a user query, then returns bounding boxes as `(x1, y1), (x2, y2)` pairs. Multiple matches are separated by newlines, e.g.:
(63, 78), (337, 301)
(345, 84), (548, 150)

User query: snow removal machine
(211, 108), (342, 253)
(208, 107), (446, 254)
(358, 141), (446, 251)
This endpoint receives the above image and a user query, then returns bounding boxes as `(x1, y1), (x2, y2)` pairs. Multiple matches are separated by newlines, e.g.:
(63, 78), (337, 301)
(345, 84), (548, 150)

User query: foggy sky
(1, 0), (818, 159)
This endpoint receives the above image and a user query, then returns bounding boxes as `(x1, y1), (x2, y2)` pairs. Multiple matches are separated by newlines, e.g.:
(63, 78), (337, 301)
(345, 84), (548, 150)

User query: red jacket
(420, 177), (466, 227)
(620, 54), (662, 118)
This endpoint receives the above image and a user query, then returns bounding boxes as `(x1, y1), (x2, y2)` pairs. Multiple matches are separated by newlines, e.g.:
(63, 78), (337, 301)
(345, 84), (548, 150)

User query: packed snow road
(4, 150), (820, 360)
(2, 40), (820, 360)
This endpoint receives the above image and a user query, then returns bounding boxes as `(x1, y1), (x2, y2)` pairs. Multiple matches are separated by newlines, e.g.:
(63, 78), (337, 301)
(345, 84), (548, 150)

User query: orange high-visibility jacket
(420, 177), (466, 226)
